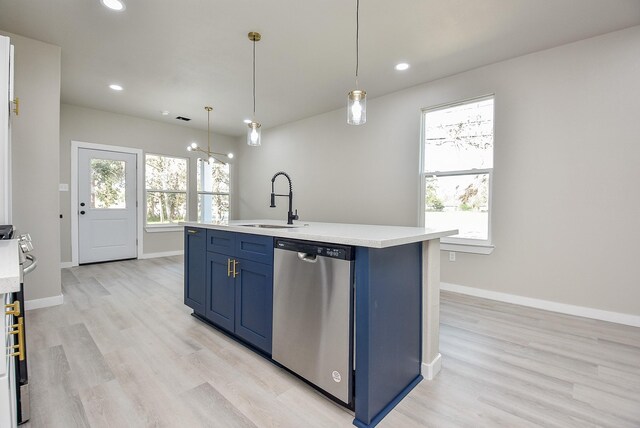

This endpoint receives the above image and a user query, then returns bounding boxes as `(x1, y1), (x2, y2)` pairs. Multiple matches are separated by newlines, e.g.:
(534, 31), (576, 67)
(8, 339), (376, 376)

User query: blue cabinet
(185, 229), (274, 355)
(184, 227), (206, 314)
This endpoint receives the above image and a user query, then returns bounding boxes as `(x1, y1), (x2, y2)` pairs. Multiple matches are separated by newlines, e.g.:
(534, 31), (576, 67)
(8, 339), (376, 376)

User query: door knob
(80, 210), (86, 215)
(80, 202), (85, 207)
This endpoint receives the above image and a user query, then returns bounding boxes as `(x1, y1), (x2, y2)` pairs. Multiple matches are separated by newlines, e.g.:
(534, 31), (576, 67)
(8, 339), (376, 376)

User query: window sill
(145, 225), (183, 233)
(441, 242), (494, 255)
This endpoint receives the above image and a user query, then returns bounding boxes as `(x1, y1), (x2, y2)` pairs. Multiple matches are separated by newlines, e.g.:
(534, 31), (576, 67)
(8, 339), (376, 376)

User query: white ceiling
(1, 0), (639, 137)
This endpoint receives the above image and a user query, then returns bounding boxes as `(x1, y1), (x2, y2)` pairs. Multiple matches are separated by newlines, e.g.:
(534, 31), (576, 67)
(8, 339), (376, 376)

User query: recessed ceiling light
(161, 110), (170, 116)
(243, 119), (252, 124)
(109, 84), (123, 91)
(395, 62), (410, 71)
(228, 153), (234, 159)
(101, 0), (125, 11)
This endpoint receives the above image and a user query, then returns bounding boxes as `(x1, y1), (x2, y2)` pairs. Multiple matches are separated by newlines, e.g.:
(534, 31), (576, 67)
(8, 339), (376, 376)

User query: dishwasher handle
(297, 252), (318, 263)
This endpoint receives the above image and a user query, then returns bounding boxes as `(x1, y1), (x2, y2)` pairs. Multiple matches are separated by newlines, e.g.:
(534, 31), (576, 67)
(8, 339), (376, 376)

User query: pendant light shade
(247, 121), (261, 146)
(247, 32), (262, 146)
(347, 0), (366, 125)
(347, 90), (366, 125)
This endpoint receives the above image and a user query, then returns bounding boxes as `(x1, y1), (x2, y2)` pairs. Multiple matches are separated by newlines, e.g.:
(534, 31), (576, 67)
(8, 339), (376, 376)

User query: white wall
(237, 26), (640, 316)
(60, 104), (238, 261)
(0, 31), (62, 302)
(0, 36), (10, 224)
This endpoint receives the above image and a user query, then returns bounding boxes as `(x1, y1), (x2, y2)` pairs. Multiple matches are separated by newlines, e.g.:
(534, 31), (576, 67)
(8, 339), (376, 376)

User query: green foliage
(425, 177), (445, 212)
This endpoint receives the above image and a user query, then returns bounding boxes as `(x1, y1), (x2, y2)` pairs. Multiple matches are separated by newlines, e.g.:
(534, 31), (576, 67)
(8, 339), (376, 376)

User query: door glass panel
(90, 158), (126, 209)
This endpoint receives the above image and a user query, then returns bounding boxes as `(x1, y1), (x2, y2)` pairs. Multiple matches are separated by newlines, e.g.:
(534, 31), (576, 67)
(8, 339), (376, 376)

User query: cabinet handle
(8, 317), (25, 361)
(5, 301), (20, 317)
(233, 260), (239, 278)
(227, 258), (232, 277)
(187, 229), (198, 234)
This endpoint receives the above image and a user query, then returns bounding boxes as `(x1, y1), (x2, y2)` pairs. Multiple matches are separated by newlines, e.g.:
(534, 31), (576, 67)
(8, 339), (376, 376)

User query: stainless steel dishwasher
(272, 238), (354, 405)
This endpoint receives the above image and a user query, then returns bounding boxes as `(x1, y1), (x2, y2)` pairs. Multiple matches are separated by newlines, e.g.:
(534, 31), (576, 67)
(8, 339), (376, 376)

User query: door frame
(71, 140), (144, 266)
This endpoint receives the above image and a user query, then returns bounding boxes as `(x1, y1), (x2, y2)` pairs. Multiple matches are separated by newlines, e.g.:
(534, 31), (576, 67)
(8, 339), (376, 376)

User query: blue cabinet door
(205, 252), (235, 332)
(234, 258), (273, 354)
(184, 227), (206, 314)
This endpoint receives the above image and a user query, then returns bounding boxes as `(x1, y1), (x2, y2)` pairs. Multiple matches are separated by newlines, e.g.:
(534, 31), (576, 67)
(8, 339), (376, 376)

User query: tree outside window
(145, 154), (188, 224)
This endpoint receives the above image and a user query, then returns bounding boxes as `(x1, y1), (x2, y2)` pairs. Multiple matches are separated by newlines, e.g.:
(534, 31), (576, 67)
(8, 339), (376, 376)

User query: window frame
(144, 152), (189, 231)
(418, 94), (495, 253)
(196, 158), (231, 223)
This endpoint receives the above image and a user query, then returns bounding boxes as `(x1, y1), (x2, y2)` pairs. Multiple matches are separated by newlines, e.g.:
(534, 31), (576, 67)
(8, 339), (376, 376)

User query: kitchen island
(182, 220), (456, 428)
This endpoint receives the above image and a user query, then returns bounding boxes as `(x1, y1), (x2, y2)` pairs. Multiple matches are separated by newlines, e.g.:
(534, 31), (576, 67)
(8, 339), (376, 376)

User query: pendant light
(347, 0), (366, 125)
(186, 106), (234, 163)
(247, 32), (262, 146)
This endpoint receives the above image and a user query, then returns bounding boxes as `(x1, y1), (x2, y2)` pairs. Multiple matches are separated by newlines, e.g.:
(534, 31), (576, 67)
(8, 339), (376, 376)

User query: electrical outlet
(449, 251), (456, 262)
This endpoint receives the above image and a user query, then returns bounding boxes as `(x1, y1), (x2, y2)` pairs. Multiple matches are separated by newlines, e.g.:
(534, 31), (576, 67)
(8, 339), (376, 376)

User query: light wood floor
(21, 256), (640, 427)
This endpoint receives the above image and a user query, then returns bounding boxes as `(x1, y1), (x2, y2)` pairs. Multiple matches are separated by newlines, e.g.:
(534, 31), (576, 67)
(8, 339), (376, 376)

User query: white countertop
(0, 239), (20, 294)
(182, 220), (457, 249)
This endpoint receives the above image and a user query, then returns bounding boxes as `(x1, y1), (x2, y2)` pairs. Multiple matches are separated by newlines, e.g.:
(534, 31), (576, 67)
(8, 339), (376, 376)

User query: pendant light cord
(355, 0), (360, 88)
(207, 108), (210, 153)
(253, 39), (256, 117)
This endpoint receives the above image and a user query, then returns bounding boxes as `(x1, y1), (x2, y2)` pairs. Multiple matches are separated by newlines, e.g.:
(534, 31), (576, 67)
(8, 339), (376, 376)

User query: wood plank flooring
(21, 256), (640, 427)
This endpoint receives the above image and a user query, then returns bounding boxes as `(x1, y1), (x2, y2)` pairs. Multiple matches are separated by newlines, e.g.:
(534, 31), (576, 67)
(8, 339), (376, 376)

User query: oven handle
(23, 254), (38, 275)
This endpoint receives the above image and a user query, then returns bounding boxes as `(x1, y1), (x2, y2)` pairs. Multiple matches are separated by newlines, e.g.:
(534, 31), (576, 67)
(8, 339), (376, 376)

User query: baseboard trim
(60, 262), (73, 269)
(25, 294), (64, 310)
(139, 250), (184, 259)
(421, 353), (442, 380)
(441, 282), (640, 328)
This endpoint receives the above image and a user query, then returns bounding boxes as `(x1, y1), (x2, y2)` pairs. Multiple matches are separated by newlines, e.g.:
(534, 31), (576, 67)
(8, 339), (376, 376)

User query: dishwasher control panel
(274, 239), (354, 260)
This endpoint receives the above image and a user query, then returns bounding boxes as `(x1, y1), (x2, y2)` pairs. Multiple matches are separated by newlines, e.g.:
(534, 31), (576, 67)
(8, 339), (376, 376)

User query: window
(421, 95), (494, 247)
(197, 159), (230, 223)
(145, 154), (188, 225)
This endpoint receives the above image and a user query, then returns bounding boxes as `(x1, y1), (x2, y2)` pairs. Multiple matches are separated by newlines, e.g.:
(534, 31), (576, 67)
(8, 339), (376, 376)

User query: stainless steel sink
(237, 224), (299, 229)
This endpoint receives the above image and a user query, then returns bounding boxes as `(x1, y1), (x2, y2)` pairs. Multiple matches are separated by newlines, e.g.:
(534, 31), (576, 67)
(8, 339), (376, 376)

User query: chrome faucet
(270, 171), (299, 225)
